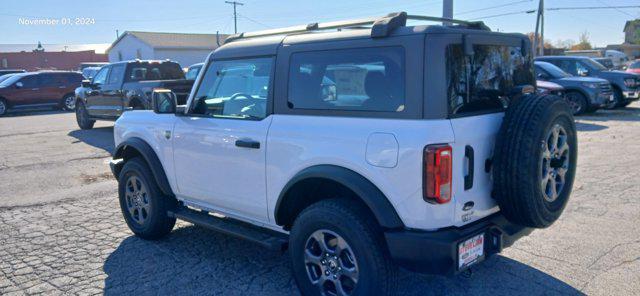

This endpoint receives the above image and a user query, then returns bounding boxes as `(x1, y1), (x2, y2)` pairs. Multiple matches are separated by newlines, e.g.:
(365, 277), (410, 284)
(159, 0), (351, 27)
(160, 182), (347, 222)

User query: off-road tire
(565, 91), (588, 115)
(289, 198), (397, 296)
(493, 94), (577, 228)
(75, 101), (95, 130)
(118, 158), (177, 240)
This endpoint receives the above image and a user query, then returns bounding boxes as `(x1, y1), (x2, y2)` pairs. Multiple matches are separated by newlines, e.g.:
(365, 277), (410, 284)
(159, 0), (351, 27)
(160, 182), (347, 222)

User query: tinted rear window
(125, 62), (185, 81)
(288, 47), (405, 112)
(447, 44), (534, 116)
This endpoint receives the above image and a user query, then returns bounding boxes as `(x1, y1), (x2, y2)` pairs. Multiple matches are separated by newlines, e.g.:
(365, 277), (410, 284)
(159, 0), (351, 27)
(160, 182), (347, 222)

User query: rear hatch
(444, 40), (535, 226)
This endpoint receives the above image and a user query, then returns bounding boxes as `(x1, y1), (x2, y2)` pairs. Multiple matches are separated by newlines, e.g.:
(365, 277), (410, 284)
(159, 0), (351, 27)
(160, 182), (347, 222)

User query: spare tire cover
(493, 94), (577, 228)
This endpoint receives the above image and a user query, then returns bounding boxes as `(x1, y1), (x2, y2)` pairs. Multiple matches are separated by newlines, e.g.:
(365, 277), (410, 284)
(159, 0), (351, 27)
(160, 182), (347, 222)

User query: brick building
(0, 48), (107, 71)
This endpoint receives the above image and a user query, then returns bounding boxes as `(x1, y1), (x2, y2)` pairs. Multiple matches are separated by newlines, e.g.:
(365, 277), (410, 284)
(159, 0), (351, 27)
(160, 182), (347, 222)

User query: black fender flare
(112, 137), (173, 196)
(274, 165), (404, 229)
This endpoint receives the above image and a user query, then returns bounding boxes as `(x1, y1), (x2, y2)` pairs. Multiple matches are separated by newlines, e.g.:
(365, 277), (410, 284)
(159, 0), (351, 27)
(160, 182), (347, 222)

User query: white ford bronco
(110, 12), (577, 295)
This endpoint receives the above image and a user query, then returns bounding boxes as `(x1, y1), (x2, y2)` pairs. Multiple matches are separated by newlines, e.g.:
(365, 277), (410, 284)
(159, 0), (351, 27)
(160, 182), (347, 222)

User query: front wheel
(0, 99), (7, 116)
(75, 101), (95, 130)
(289, 199), (397, 296)
(118, 158), (176, 240)
(564, 91), (587, 115)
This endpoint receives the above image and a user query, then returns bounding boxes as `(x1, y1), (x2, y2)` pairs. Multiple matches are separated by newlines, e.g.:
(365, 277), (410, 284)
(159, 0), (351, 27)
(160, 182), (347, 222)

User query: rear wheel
(75, 101), (95, 130)
(564, 91), (588, 115)
(118, 158), (176, 240)
(61, 94), (76, 111)
(290, 199), (397, 296)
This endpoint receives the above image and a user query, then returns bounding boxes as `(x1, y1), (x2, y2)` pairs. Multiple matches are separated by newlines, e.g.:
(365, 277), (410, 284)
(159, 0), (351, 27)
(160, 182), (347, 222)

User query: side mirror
(15, 82), (23, 89)
(151, 89), (177, 114)
(321, 83), (337, 101)
(81, 80), (92, 88)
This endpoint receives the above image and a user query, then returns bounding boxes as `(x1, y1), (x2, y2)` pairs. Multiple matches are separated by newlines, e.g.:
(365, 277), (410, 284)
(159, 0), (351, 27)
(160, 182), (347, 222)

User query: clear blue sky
(1, 0), (639, 48)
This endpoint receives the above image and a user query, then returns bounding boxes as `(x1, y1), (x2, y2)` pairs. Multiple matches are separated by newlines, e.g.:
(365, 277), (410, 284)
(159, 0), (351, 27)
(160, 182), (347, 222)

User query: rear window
(126, 62), (185, 81)
(288, 47), (405, 112)
(447, 44), (534, 116)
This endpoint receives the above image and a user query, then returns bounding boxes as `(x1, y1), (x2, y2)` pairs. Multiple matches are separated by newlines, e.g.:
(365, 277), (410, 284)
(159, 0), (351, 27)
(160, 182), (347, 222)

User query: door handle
(235, 139), (260, 149)
(464, 145), (474, 191)
(31, 88), (39, 91)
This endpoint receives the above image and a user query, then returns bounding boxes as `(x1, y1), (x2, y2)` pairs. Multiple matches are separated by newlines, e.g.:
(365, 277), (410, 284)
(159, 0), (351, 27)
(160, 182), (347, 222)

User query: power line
(225, 1), (244, 34)
(546, 5), (640, 11)
(596, 0), (635, 17)
(238, 14), (273, 29)
(471, 10), (536, 20)
(456, 0), (532, 16)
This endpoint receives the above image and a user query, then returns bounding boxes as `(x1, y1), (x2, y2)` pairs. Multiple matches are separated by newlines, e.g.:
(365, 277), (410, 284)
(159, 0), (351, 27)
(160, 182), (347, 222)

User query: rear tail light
(423, 144), (452, 204)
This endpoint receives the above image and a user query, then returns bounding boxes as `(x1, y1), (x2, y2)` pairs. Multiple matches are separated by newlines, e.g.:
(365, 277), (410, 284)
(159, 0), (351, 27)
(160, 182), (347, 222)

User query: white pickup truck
(109, 12), (577, 295)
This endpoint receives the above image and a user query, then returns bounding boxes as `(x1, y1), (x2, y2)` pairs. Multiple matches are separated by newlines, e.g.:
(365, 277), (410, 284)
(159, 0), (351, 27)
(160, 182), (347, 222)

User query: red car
(626, 60), (640, 74)
(0, 71), (83, 116)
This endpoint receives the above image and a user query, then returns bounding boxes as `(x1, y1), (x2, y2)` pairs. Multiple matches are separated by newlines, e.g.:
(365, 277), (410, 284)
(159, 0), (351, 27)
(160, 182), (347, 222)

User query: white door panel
(172, 116), (272, 222)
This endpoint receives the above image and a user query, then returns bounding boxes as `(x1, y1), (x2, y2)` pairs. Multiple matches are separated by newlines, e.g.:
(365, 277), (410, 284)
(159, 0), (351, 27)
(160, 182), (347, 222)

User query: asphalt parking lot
(1, 106), (639, 295)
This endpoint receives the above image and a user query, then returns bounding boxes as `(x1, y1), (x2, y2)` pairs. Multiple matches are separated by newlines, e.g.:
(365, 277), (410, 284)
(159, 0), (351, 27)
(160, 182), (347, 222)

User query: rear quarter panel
(266, 114), (456, 230)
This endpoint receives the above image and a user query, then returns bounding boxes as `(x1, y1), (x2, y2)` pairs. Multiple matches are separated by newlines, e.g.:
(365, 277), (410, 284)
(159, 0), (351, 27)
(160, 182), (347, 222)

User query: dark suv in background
(536, 56), (640, 108)
(75, 60), (193, 129)
(535, 61), (613, 114)
(0, 71), (83, 116)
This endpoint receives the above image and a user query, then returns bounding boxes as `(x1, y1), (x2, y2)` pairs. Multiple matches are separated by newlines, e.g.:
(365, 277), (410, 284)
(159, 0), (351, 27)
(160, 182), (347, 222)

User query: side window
(107, 64), (125, 85)
(19, 76), (39, 88)
(190, 57), (273, 120)
(39, 74), (57, 87)
(557, 60), (577, 76)
(287, 47), (405, 112)
(92, 67), (110, 85)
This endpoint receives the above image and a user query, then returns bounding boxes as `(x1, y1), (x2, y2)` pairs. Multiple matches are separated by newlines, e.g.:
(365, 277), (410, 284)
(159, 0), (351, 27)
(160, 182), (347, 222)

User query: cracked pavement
(1, 106), (639, 295)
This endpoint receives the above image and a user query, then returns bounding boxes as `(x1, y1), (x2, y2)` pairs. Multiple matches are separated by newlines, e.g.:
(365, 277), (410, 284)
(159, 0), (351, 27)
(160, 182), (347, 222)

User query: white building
(106, 31), (228, 67)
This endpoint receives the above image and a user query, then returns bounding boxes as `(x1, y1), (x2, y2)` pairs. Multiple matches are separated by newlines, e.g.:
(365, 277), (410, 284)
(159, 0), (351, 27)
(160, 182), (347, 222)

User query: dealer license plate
(458, 233), (484, 270)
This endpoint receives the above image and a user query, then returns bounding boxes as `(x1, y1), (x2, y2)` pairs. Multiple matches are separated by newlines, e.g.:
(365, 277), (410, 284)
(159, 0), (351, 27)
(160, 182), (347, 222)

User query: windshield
(582, 58), (607, 71)
(0, 74), (16, 84)
(536, 62), (571, 78)
(0, 74), (25, 87)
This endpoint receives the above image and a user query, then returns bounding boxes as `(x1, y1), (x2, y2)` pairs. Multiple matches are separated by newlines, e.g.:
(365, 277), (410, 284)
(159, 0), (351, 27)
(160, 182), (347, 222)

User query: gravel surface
(1, 105), (639, 295)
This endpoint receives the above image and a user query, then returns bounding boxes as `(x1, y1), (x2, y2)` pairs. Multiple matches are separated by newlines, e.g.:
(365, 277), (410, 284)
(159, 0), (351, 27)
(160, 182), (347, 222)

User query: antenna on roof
(216, 31), (221, 47)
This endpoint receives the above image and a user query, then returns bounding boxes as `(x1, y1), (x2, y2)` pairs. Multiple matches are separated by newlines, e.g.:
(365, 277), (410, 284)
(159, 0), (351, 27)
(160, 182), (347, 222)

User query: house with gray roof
(106, 31), (228, 68)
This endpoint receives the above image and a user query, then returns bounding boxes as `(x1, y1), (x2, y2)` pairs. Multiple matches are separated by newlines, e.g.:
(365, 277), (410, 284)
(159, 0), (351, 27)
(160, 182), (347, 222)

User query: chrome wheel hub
(125, 176), (150, 225)
(304, 230), (358, 296)
(541, 124), (570, 202)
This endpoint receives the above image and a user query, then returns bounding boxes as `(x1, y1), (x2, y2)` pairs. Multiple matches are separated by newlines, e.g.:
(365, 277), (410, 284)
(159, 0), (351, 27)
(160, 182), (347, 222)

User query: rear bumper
(384, 213), (533, 275)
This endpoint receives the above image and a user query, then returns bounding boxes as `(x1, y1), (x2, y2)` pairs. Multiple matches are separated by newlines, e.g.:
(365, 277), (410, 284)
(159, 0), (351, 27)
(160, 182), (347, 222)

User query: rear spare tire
(493, 94), (577, 228)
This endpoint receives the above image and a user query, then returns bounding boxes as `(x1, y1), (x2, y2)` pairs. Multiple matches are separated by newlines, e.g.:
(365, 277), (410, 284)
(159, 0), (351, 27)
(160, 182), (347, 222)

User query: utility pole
(225, 1), (244, 34)
(533, 0), (544, 56)
(442, 0), (453, 25)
